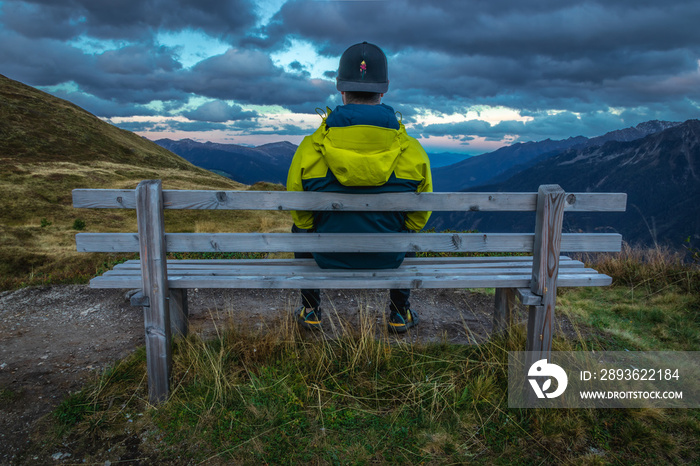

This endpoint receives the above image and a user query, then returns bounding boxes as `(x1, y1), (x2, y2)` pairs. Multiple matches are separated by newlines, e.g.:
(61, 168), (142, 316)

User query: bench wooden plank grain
(135, 180), (172, 404)
(106, 257), (584, 273)
(100, 264), (597, 279)
(528, 185), (566, 367)
(73, 189), (628, 212)
(98, 268), (603, 282)
(76, 232), (622, 253)
(89, 272), (611, 290)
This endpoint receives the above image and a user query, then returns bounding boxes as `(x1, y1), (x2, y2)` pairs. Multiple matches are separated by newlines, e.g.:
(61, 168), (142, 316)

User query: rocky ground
(0, 285), (506, 464)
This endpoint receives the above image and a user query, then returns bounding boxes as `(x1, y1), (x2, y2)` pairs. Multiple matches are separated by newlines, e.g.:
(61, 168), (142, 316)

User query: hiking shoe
(388, 308), (419, 333)
(294, 305), (322, 330)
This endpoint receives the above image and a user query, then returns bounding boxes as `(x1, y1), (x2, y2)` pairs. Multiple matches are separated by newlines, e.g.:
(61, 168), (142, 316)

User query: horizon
(1, 1), (698, 154)
(146, 116), (686, 156)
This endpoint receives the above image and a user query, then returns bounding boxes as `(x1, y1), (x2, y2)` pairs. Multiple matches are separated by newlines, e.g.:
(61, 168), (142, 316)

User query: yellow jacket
(287, 112), (432, 231)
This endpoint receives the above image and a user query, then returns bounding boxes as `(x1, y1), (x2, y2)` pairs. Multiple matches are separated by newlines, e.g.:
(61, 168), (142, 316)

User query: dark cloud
(184, 100), (259, 122)
(49, 89), (159, 118)
(0, 31), (188, 103)
(416, 110), (635, 143)
(3, 0), (257, 40)
(288, 60), (304, 71)
(230, 119), (262, 130)
(1, 1), (80, 40)
(287, 60), (311, 78)
(182, 48), (335, 106)
(110, 120), (166, 132)
(169, 120), (230, 132)
(97, 44), (181, 74)
(113, 119), (233, 133)
(388, 48), (700, 114)
(0, 31), (96, 86)
(264, 0), (700, 58)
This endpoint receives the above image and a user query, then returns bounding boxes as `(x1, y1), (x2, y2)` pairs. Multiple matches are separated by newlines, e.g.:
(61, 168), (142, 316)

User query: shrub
(72, 218), (86, 230)
(40, 217), (52, 228)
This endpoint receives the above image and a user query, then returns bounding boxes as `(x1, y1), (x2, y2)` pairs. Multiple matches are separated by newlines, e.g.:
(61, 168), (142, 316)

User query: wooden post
(169, 289), (188, 337)
(493, 288), (517, 335)
(135, 180), (172, 404)
(526, 185), (566, 365)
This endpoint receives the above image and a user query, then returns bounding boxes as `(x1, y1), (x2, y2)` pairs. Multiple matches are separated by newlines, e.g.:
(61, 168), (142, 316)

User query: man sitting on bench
(287, 41), (433, 333)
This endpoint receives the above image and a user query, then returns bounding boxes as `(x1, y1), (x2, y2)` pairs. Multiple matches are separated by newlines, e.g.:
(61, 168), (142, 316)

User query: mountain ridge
(155, 138), (297, 185)
(432, 120), (681, 192)
(429, 120), (700, 248)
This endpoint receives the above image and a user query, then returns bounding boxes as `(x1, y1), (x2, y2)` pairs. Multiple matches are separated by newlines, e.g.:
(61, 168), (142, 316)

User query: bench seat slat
(99, 268), (602, 281)
(111, 258), (585, 271)
(120, 255), (575, 266)
(117, 256), (553, 267)
(72, 190), (627, 212)
(89, 272), (611, 289)
(76, 232), (622, 253)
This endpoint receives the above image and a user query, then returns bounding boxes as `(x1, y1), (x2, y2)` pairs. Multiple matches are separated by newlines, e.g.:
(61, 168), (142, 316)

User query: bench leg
(142, 289), (172, 405)
(526, 301), (554, 365)
(169, 289), (188, 337)
(493, 288), (517, 335)
(526, 301), (555, 405)
(527, 184), (564, 367)
(136, 180), (172, 404)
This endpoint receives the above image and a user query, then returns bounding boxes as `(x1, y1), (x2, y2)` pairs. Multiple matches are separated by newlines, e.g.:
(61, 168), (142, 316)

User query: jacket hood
(312, 107), (409, 186)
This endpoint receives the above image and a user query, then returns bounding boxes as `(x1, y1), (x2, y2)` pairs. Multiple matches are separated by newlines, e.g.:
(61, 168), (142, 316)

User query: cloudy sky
(1, 0), (699, 154)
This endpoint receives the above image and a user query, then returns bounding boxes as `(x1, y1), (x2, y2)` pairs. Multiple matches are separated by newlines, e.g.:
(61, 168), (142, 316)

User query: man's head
(336, 42), (388, 105)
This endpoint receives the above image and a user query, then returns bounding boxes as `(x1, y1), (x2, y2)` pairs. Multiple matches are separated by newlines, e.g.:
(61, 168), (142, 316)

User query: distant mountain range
(429, 120), (700, 248)
(155, 138), (297, 185)
(432, 120), (681, 192)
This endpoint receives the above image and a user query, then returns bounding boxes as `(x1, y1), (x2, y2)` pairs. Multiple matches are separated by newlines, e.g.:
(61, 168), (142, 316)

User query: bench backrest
(73, 180), (626, 255)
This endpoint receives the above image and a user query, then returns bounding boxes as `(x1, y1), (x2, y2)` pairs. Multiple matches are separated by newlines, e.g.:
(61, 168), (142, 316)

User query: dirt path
(0, 285), (498, 463)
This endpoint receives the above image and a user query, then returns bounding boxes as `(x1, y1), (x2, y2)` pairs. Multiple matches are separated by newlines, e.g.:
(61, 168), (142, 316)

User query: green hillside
(0, 74), (289, 289)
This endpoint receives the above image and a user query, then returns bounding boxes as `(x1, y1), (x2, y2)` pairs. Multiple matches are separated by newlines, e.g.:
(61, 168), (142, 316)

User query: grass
(26, 249), (700, 464)
(0, 159), (292, 290)
(587, 243), (700, 295)
(559, 287), (700, 351)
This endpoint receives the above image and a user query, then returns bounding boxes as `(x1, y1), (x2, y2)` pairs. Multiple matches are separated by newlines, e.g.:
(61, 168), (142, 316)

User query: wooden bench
(73, 179), (626, 403)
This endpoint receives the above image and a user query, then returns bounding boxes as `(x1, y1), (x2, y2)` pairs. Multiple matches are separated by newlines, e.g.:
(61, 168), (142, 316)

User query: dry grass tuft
(578, 242), (699, 294)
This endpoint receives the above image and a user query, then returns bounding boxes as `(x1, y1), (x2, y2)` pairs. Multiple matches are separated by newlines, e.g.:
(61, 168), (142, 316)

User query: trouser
(292, 225), (412, 312)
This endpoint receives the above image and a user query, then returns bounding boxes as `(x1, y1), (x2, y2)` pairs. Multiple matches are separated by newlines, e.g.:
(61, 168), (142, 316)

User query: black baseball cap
(336, 41), (389, 93)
